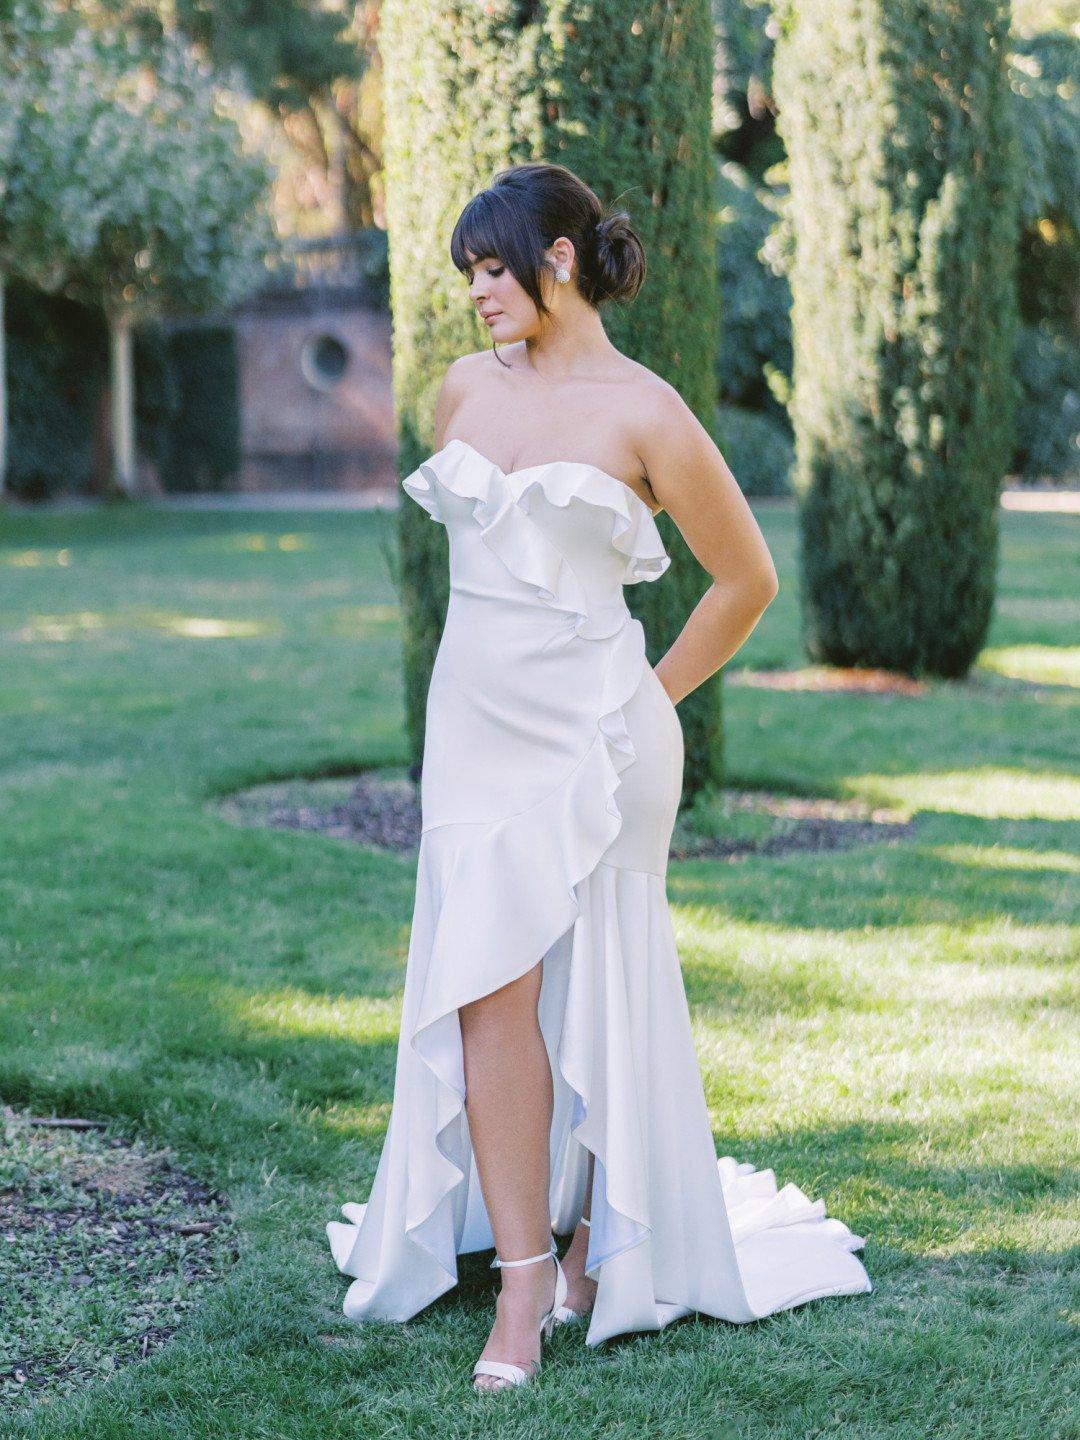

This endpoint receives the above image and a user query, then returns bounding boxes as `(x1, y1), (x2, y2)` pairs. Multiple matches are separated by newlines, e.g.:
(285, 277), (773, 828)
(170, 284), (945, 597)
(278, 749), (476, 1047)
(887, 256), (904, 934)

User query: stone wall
(230, 287), (396, 493)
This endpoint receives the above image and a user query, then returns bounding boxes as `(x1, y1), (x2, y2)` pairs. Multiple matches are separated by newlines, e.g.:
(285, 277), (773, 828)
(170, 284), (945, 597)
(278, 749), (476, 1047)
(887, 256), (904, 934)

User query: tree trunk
(108, 308), (137, 494)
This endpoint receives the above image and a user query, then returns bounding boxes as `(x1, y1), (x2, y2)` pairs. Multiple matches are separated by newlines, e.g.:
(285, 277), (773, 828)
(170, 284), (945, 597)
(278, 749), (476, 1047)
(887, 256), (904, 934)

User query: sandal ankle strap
(579, 1215), (591, 1227)
(490, 1238), (557, 1269)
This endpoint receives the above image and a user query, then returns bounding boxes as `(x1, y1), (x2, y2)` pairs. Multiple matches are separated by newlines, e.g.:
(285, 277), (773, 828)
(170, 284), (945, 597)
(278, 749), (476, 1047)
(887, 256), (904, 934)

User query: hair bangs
(450, 189), (534, 277)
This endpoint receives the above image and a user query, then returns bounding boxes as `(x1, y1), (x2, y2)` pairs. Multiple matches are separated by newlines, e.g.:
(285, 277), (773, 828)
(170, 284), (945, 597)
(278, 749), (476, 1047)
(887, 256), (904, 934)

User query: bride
(327, 160), (872, 1394)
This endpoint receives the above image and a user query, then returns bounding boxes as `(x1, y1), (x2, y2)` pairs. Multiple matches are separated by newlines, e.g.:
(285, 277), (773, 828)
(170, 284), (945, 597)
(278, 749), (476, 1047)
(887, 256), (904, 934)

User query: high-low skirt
(326, 445), (872, 1345)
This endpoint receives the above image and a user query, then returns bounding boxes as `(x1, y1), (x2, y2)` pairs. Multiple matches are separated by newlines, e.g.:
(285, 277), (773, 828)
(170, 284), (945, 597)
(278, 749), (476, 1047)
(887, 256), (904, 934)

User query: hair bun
(590, 210), (645, 304)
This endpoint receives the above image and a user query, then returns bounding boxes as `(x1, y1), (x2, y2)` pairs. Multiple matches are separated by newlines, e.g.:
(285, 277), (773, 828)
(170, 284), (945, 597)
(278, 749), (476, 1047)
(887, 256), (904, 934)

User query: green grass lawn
(1, 500), (1076, 1439)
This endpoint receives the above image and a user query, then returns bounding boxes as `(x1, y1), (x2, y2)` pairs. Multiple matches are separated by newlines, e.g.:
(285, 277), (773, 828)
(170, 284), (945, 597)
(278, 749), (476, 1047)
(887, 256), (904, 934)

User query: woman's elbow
(756, 565), (780, 607)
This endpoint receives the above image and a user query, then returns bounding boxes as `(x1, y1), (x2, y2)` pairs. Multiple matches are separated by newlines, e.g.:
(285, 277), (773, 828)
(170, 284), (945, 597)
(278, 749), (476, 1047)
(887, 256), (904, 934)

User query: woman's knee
(459, 961), (543, 1036)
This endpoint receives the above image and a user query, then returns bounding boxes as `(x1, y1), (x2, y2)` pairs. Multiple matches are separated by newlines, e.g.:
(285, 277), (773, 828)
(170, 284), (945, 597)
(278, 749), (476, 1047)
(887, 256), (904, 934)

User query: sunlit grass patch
(229, 986), (403, 1045)
(188, 531), (318, 553)
(930, 843), (1079, 874)
(7, 609), (280, 642)
(3, 547), (74, 567)
(317, 1099), (395, 1141)
(10, 611), (108, 642)
(843, 766), (1080, 820)
(977, 644), (1080, 687)
(153, 615), (272, 639)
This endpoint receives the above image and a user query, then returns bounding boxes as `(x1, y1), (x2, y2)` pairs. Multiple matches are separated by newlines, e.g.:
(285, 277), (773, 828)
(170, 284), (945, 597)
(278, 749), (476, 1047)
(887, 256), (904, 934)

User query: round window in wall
(300, 331), (350, 392)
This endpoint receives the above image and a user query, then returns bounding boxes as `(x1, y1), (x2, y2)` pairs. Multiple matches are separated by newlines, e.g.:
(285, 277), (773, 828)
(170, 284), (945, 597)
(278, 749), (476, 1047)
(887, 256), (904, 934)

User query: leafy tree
(58, 0), (360, 107)
(66, 0), (380, 234)
(0, 1), (41, 495)
(711, 0), (779, 172)
(170, 0), (359, 109)
(2, 8), (275, 493)
(1009, 27), (1079, 478)
(714, 159), (791, 421)
(773, 0), (1023, 677)
(150, 0), (377, 231)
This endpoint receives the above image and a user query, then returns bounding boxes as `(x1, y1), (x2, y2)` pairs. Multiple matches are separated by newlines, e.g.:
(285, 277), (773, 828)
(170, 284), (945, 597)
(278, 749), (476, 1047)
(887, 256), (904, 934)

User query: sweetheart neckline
(435, 437), (663, 521)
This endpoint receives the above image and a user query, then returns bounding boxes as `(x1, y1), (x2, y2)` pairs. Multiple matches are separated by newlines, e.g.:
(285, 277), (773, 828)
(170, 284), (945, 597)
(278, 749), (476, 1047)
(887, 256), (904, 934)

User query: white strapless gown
(326, 437), (872, 1345)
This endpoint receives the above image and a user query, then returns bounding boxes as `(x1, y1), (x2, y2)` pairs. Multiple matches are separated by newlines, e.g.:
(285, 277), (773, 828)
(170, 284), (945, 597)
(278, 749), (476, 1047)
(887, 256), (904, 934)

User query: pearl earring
(555, 266), (570, 283)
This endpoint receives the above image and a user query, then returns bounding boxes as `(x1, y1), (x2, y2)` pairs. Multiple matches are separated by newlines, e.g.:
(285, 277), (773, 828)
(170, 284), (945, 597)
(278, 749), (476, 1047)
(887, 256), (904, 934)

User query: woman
(327, 161), (872, 1393)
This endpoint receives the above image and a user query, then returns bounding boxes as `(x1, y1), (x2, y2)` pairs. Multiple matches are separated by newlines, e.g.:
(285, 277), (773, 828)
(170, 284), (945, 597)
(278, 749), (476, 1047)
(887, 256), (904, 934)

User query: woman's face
(463, 246), (566, 341)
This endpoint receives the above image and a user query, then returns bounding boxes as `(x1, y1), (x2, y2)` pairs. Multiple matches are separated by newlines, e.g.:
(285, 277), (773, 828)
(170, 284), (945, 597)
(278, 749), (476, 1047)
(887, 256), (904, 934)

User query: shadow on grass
(318, 1115), (1075, 1329)
(314, 1087), (1077, 1368)
(669, 810), (1078, 935)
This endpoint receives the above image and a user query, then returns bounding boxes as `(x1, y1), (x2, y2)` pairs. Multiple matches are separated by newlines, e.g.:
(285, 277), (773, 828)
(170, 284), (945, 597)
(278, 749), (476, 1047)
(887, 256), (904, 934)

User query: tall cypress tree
(383, 0), (721, 796)
(773, 0), (1022, 676)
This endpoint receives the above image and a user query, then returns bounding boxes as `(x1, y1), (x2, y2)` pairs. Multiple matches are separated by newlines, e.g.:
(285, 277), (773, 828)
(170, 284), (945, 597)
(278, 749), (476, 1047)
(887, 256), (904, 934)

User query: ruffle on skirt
(326, 445), (872, 1345)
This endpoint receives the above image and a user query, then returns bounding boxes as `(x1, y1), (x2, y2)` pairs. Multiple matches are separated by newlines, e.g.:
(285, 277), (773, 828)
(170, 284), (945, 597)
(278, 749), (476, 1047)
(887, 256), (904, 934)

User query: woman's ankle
(496, 1256), (556, 1311)
(562, 1225), (589, 1267)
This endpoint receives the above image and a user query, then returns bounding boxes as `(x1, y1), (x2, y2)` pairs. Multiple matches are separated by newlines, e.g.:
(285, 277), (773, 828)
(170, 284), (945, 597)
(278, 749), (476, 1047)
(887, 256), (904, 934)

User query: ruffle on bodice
(401, 438), (670, 641)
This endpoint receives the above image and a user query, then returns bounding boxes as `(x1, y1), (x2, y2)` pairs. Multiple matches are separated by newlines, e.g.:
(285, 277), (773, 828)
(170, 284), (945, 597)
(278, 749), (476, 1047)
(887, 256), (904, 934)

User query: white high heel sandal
(472, 1239), (568, 1392)
(552, 1214), (592, 1327)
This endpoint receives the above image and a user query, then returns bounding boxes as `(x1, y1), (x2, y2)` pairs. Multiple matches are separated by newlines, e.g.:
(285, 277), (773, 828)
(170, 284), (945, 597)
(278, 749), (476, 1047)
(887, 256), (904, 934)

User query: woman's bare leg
(559, 1151), (599, 1315)
(459, 960), (557, 1388)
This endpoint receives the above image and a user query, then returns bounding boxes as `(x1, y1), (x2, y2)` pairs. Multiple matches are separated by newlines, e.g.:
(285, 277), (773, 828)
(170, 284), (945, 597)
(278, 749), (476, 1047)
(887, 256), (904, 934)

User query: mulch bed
(730, 665), (932, 695)
(0, 1104), (236, 1411)
(213, 770), (914, 860)
(729, 664), (1065, 701)
(670, 789), (913, 860)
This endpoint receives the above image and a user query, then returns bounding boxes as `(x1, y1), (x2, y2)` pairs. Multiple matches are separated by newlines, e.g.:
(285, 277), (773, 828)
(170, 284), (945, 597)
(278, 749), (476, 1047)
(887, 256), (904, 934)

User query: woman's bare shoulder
(434, 349), (512, 442)
(451, 343), (526, 374)
(619, 353), (680, 396)
(619, 361), (687, 441)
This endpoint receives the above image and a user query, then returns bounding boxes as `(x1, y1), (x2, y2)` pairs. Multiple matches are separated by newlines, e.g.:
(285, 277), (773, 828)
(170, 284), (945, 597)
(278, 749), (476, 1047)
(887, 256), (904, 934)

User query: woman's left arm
(636, 384), (780, 708)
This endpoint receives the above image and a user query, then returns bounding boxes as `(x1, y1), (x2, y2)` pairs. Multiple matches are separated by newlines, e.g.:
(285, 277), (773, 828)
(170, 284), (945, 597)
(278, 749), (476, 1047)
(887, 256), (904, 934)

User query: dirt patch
(0, 1104), (236, 1410)
(215, 771), (421, 853)
(731, 665), (1068, 701)
(730, 666), (929, 695)
(213, 770), (915, 860)
(671, 788), (913, 860)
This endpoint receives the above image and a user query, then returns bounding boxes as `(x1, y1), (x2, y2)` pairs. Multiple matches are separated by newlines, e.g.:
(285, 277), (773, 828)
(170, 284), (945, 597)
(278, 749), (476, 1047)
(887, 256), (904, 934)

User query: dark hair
(449, 161), (646, 359)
